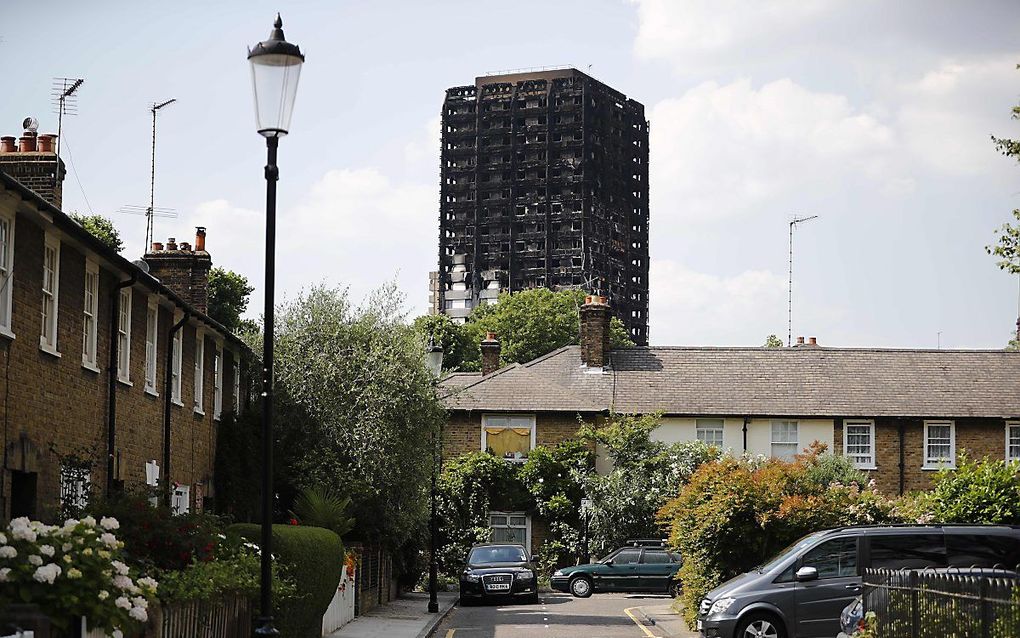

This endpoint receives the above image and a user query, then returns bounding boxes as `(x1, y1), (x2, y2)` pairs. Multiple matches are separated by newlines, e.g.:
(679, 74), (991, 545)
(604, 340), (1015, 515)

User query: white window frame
(144, 298), (158, 395)
(696, 418), (725, 448)
(172, 484), (191, 515)
(481, 414), (537, 463)
(117, 287), (132, 383)
(0, 209), (15, 338)
(194, 328), (205, 414)
(81, 259), (99, 371)
(843, 419), (876, 470)
(923, 420), (956, 469)
(770, 420), (799, 460)
(39, 232), (61, 355)
(1006, 421), (1020, 463)
(233, 355), (241, 414)
(487, 510), (531, 550)
(213, 341), (223, 420)
(171, 311), (183, 406)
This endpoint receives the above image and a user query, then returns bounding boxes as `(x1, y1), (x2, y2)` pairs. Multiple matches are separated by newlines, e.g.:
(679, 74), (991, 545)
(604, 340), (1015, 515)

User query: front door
(638, 548), (676, 592)
(601, 548), (642, 591)
(794, 536), (861, 638)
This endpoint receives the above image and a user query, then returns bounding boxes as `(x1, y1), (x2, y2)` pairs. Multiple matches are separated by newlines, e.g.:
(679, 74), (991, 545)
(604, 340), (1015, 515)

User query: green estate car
(550, 540), (681, 598)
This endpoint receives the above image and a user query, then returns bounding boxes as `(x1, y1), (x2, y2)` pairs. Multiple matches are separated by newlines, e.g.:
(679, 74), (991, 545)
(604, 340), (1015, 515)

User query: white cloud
(649, 77), (897, 222)
(403, 115), (441, 165)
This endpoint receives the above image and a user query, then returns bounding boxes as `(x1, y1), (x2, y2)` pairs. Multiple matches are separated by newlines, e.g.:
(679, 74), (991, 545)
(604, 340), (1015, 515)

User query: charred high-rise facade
(435, 68), (649, 345)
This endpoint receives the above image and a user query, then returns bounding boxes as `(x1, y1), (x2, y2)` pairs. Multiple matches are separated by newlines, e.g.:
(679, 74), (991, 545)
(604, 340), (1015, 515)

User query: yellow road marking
(623, 607), (662, 638)
(445, 630), (456, 638)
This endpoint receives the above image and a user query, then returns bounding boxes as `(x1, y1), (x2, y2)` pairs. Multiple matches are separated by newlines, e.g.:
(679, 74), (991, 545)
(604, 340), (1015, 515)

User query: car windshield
(468, 545), (528, 564)
(756, 531), (828, 572)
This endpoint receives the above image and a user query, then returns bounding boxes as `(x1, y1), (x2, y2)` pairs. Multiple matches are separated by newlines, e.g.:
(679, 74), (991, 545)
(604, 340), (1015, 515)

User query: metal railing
(864, 568), (1020, 638)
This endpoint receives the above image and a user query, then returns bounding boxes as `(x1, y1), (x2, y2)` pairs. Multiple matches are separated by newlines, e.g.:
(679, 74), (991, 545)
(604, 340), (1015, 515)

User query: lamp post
(424, 340), (444, 613)
(248, 14), (304, 638)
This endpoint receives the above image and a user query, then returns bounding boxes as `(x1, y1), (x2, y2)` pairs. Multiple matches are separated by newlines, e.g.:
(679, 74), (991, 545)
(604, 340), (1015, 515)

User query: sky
(2, 0), (1019, 349)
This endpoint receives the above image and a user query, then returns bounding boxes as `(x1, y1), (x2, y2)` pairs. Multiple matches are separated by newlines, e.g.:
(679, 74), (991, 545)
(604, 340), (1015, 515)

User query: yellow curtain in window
(485, 427), (531, 459)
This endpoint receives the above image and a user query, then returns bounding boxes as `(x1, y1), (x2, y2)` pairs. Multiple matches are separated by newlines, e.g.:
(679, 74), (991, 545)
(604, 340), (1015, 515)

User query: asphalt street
(434, 592), (698, 638)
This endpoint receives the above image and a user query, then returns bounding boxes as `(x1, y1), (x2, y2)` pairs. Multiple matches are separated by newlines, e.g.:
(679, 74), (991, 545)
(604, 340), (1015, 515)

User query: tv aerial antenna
(787, 214), (819, 347)
(51, 78), (84, 159)
(118, 99), (177, 250)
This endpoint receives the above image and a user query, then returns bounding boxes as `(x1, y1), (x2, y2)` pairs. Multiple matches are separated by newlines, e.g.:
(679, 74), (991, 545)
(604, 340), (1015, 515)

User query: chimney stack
(579, 295), (611, 368)
(480, 332), (501, 376)
(143, 231), (213, 314)
(0, 120), (65, 209)
(795, 336), (805, 346)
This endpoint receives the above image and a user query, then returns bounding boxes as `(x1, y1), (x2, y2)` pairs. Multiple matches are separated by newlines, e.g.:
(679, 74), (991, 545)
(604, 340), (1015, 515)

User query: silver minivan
(697, 524), (1020, 638)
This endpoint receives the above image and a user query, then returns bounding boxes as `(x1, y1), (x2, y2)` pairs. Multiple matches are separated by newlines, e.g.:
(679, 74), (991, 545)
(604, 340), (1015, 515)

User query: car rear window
(869, 534), (946, 570)
(642, 550), (671, 564)
(946, 534), (1020, 569)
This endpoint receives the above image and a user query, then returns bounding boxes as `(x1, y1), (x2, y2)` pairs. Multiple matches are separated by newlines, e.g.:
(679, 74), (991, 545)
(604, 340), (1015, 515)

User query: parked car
(696, 524), (1020, 638)
(459, 543), (539, 605)
(551, 539), (681, 598)
(835, 566), (1020, 638)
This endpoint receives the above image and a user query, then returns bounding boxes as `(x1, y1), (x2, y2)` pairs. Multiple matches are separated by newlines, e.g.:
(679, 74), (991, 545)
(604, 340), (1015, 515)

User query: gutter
(106, 274), (137, 497)
(163, 310), (189, 507)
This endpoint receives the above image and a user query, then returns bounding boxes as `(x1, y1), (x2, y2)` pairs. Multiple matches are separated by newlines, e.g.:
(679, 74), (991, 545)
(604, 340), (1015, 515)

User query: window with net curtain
(483, 415), (535, 462)
(489, 512), (529, 544)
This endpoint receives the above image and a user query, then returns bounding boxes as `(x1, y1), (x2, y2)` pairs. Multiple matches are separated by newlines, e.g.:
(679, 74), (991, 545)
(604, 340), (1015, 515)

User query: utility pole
(788, 215), (819, 347)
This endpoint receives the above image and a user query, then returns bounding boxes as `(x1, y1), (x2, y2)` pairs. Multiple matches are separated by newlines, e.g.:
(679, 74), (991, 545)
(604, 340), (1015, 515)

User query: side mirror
(795, 566), (819, 582)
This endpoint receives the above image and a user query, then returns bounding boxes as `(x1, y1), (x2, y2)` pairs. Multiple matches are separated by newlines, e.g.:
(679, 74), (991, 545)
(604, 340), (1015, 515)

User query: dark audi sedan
(459, 543), (539, 605)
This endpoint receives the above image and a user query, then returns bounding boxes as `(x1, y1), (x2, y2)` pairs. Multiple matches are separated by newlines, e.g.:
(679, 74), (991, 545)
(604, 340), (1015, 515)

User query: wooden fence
(81, 593), (251, 638)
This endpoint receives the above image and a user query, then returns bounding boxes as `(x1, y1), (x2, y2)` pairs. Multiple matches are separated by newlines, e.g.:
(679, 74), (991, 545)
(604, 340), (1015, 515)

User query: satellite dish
(22, 117), (39, 132)
(132, 259), (151, 274)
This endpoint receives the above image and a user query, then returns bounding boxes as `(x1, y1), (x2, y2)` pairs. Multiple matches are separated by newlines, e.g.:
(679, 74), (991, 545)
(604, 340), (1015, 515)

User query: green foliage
(208, 267), (255, 331)
(413, 313), (474, 371)
(904, 455), (1020, 525)
(70, 213), (124, 253)
(288, 484), (355, 537)
(213, 411), (261, 522)
(986, 210), (1020, 276)
(763, 334), (783, 348)
(659, 448), (897, 625)
(459, 289), (634, 371)
(230, 523), (344, 638)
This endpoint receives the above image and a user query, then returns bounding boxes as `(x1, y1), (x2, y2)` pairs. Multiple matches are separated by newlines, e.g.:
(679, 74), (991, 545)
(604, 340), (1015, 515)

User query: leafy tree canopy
(70, 213), (124, 253)
(412, 313), (474, 372)
(763, 334), (783, 348)
(208, 267), (254, 332)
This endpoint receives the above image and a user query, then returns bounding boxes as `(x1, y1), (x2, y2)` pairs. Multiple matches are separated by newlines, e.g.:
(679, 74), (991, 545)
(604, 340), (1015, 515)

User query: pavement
(434, 592), (698, 638)
(326, 591), (459, 638)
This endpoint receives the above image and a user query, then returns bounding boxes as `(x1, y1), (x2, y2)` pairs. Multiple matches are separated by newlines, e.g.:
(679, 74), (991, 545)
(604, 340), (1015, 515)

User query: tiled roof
(441, 346), (1020, 418)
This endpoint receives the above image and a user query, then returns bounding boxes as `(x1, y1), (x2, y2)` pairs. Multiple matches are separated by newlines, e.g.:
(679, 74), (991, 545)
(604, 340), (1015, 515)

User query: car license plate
(486, 583), (511, 591)
(696, 620), (703, 631)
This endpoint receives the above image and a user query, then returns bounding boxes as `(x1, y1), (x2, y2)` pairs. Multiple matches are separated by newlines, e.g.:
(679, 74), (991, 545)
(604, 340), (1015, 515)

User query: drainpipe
(163, 311), (189, 507)
(106, 275), (136, 498)
(897, 419), (906, 496)
(742, 416), (750, 453)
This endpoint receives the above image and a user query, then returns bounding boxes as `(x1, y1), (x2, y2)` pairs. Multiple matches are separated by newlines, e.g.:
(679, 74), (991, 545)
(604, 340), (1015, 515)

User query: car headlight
(517, 570), (534, 581)
(463, 573), (480, 582)
(708, 597), (737, 616)
(553, 569), (564, 577)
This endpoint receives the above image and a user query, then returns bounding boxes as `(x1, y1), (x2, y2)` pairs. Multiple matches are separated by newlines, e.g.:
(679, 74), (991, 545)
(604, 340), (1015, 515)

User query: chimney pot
(151, 242), (164, 252)
(480, 332), (501, 376)
(167, 238), (178, 250)
(18, 136), (36, 152)
(808, 337), (817, 346)
(179, 242), (191, 251)
(195, 226), (206, 252)
(37, 134), (55, 153)
(0, 137), (15, 153)
(796, 336), (805, 345)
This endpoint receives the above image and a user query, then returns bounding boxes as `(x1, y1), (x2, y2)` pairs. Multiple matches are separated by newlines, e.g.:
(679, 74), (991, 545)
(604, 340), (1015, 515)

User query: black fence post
(979, 577), (990, 637)
(909, 570), (920, 638)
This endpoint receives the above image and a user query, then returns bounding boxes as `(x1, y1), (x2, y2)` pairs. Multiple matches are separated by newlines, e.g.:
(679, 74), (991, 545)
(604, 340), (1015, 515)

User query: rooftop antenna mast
(145, 99), (176, 249)
(51, 77), (84, 159)
(788, 214), (818, 347)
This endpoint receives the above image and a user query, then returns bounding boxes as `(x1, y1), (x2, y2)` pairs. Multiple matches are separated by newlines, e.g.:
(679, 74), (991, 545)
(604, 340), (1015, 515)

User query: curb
(414, 596), (458, 638)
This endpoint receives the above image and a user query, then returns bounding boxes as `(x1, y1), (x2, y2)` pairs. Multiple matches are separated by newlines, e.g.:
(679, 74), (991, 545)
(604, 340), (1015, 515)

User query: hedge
(230, 523), (344, 638)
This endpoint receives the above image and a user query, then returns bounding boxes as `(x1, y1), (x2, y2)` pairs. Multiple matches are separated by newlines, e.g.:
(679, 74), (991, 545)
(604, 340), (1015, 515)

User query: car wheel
(569, 576), (593, 598)
(668, 580), (681, 597)
(735, 613), (786, 638)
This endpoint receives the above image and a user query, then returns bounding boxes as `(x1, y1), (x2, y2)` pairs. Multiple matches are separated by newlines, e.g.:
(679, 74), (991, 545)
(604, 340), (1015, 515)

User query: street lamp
(248, 14), (304, 638)
(425, 339), (444, 613)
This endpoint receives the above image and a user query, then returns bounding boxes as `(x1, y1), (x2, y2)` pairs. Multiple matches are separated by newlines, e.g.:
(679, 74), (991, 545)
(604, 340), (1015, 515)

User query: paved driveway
(434, 592), (698, 638)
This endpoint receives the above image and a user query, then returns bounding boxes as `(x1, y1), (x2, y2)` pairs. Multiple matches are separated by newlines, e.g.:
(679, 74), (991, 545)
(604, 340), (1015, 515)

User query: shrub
(230, 523), (344, 638)
(288, 484), (355, 537)
(908, 455), (1020, 524)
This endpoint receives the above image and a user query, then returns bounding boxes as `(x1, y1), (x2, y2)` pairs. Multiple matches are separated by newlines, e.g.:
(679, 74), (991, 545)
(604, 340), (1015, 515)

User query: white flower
(98, 590), (110, 600)
(115, 596), (132, 610)
(0, 567), (10, 581)
(131, 596), (148, 609)
(137, 576), (159, 593)
(111, 560), (130, 575)
(62, 543), (72, 552)
(32, 563), (61, 584)
(0, 532), (6, 544)
(0, 546), (16, 559)
(9, 519), (36, 542)
(100, 516), (120, 530)
(100, 532), (118, 548)
(28, 555), (43, 566)
(81, 515), (97, 527)
(129, 606), (148, 622)
(112, 630), (123, 638)
(113, 574), (134, 591)
(39, 544), (55, 557)
(67, 568), (82, 579)
(64, 518), (80, 530)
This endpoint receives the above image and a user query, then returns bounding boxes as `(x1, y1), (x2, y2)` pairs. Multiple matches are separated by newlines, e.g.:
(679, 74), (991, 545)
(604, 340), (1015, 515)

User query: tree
(458, 289), (635, 371)
(763, 334), (783, 348)
(208, 267), (254, 332)
(412, 313), (473, 371)
(988, 68), (1020, 350)
(70, 213), (123, 253)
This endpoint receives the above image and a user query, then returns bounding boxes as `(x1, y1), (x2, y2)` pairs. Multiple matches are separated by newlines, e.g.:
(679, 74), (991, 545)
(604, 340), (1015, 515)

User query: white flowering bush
(0, 516), (157, 635)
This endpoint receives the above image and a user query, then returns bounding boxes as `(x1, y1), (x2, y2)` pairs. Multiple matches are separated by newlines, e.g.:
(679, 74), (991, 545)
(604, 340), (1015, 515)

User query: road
(434, 592), (698, 638)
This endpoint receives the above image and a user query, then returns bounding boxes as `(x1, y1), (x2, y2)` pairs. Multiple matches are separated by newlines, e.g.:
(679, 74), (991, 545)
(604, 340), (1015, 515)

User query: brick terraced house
(0, 132), (248, 523)
(440, 296), (1020, 553)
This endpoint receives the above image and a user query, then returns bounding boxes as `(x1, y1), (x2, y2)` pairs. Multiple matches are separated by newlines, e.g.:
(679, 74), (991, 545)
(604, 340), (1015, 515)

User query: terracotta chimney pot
(195, 226), (206, 252)
(167, 238), (178, 250)
(796, 336), (805, 345)
(808, 337), (817, 346)
(0, 137), (15, 153)
(37, 134), (55, 153)
(18, 136), (36, 152)
(151, 242), (164, 252)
